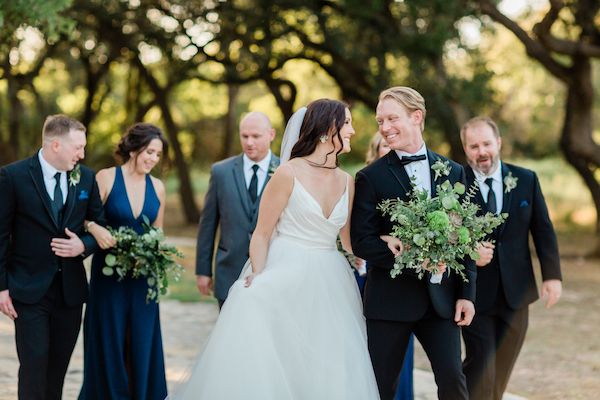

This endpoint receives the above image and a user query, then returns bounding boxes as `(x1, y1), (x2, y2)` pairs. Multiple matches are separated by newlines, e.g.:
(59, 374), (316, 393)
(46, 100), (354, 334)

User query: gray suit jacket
(195, 153), (279, 301)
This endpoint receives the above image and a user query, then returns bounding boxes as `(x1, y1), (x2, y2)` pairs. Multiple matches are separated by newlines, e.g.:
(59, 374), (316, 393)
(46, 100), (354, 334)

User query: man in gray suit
(196, 112), (278, 308)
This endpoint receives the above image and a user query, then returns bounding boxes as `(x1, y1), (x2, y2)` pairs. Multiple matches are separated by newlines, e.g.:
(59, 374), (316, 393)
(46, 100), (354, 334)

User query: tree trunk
(265, 78), (297, 123)
(559, 58), (600, 253)
(220, 83), (239, 160)
(137, 62), (200, 224)
(7, 74), (22, 160)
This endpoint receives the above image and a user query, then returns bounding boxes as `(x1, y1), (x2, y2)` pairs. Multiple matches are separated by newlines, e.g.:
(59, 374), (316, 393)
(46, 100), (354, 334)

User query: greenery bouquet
(378, 161), (506, 282)
(102, 216), (184, 302)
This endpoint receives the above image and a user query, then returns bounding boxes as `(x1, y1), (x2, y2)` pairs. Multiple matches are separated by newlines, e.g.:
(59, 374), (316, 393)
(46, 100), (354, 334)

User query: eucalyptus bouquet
(102, 216), (184, 302)
(378, 161), (506, 281)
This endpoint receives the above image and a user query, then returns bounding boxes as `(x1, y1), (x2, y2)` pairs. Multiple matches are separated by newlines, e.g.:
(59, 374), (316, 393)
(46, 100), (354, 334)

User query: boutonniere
(503, 171), (518, 193)
(267, 159), (278, 177)
(431, 160), (450, 181)
(69, 164), (81, 187)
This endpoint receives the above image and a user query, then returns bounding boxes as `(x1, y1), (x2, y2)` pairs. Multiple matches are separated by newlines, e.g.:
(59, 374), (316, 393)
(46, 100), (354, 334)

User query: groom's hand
(0, 290), (17, 320)
(454, 299), (475, 326)
(51, 228), (85, 258)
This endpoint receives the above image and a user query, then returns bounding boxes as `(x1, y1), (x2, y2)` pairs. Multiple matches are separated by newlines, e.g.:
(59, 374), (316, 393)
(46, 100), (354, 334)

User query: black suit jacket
(0, 155), (105, 306)
(465, 163), (561, 312)
(351, 149), (476, 322)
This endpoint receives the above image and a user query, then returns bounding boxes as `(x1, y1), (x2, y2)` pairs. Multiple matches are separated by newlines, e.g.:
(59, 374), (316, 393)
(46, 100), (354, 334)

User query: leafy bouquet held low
(102, 216), (184, 302)
(378, 160), (506, 282)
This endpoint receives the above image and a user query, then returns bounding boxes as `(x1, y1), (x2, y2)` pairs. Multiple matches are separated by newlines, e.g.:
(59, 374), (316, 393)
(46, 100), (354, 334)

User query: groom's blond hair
(378, 86), (426, 131)
(42, 114), (86, 143)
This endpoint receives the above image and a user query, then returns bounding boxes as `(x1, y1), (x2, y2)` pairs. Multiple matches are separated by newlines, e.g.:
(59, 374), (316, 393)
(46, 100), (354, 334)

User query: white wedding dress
(174, 177), (380, 399)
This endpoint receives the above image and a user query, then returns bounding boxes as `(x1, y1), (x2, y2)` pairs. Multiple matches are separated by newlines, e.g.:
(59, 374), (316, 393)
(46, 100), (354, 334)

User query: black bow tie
(399, 154), (426, 166)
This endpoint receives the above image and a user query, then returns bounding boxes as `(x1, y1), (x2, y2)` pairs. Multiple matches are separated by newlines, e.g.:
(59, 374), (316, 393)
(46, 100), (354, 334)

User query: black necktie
(485, 177), (497, 214)
(52, 172), (64, 221)
(248, 164), (259, 203)
(399, 154), (426, 166)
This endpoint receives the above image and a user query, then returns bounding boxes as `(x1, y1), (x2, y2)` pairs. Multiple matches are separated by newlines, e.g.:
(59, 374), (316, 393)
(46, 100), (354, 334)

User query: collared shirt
(395, 144), (431, 196)
(38, 149), (67, 204)
(243, 150), (272, 196)
(473, 161), (503, 214)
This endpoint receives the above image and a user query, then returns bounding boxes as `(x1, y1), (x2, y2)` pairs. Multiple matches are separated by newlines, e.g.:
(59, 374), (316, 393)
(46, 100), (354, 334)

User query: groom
(0, 115), (104, 399)
(352, 87), (476, 400)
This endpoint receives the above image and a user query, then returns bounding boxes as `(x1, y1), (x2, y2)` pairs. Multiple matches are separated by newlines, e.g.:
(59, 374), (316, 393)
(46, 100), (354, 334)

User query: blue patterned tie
(52, 172), (64, 222)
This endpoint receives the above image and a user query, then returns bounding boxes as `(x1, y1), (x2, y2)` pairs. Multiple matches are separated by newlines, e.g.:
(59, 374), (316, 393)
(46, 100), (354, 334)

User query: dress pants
(13, 272), (83, 400)
(462, 293), (529, 400)
(367, 308), (468, 400)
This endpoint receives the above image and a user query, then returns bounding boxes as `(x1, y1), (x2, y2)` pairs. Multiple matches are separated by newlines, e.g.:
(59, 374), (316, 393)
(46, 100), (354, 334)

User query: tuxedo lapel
(427, 149), (438, 197)
(465, 166), (486, 212)
(386, 151), (411, 195)
(232, 155), (252, 220)
(258, 155), (276, 193)
(28, 156), (59, 229)
(61, 174), (78, 227)
(500, 162), (513, 214)
(497, 162), (513, 237)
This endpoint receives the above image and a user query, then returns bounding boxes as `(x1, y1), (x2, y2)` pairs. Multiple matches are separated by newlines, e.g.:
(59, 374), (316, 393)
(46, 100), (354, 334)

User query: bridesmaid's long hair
(115, 123), (169, 166)
(289, 99), (347, 167)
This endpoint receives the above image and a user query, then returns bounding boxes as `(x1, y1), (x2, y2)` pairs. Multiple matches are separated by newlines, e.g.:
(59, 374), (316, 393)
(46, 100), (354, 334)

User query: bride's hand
(380, 235), (403, 256)
(244, 272), (259, 287)
(87, 222), (116, 249)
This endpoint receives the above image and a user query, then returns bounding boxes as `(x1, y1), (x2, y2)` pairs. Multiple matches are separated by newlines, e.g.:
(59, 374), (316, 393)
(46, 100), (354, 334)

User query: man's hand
(541, 279), (562, 309)
(475, 241), (495, 267)
(196, 275), (213, 296)
(423, 259), (447, 275)
(354, 257), (367, 276)
(455, 299), (475, 326)
(51, 228), (85, 258)
(380, 235), (403, 256)
(0, 290), (17, 320)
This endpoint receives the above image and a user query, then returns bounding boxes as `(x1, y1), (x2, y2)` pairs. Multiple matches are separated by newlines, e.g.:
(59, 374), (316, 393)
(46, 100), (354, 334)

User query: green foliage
(378, 176), (505, 281)
(0, 0), (74, 44)
(103, 216), (185, 302)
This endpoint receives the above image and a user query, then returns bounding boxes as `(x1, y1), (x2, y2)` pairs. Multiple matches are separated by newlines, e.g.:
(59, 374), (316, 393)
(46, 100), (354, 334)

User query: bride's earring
(319, 134), (328, 144)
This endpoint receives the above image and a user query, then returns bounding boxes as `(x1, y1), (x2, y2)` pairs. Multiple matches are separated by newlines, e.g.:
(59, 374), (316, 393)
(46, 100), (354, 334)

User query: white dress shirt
(473, 161), (503, 214)
(38, 149), (67, 204)
(395, 144), (431, 196)
(243, 150), (272, 196)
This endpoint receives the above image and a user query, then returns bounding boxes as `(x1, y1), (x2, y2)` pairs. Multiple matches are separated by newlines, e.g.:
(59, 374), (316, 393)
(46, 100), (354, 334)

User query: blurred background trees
(1, 0), (598, 247)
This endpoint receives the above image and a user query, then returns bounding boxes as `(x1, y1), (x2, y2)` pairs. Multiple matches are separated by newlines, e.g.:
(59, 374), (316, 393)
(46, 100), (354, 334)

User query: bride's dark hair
(289, 99), (347, 166)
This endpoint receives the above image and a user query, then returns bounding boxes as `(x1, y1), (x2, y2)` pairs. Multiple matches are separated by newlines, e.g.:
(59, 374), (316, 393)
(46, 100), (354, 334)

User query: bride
(174, 99), (380, 399)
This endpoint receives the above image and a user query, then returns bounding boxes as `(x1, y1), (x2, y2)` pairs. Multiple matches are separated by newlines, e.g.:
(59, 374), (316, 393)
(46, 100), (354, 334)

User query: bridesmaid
(80, 123), (169, 399)
(365, 132), (414, 400)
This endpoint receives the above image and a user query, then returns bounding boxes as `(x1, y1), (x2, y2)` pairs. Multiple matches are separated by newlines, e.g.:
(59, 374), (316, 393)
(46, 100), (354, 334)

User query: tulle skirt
(173, 235), (380, 399)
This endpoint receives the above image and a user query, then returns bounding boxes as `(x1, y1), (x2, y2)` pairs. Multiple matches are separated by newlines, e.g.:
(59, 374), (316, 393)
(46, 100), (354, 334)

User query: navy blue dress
(80, 167), (167, 400)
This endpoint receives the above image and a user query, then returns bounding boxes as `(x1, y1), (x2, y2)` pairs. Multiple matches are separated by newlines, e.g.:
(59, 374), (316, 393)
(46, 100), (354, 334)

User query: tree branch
(479, 0), (570, 82)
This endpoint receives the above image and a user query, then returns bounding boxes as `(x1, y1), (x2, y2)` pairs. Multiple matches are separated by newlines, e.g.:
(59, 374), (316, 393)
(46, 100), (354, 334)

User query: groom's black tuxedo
(352, 149), (475, 400)
(462, 163), (561, 400)
(0, 155), (105, 399)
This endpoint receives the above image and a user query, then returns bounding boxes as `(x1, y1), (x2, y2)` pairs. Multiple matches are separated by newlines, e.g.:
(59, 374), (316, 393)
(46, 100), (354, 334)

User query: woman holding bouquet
(80, 123), (169, 400)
